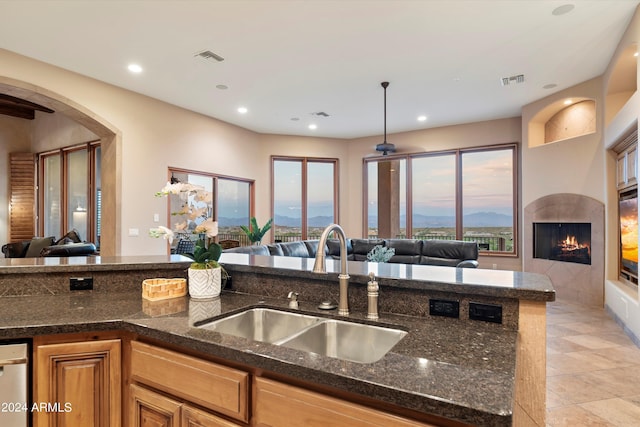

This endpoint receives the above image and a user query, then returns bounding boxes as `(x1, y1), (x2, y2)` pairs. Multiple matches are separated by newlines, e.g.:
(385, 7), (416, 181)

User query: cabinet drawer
(254, 377), (439, 427)
(130, 341), (248, 422)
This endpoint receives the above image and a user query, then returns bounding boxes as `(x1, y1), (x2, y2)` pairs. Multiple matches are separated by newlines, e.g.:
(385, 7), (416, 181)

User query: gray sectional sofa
(224, 238), (479, 268)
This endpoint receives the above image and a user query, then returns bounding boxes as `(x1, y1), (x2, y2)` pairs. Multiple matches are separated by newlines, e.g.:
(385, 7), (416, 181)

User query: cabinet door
(618, 153), (627, 187)
(627, 146), (637, 184)
(181, 405), (242, 427)
(130, 341), (248, 422)
(34, 339), (121, 427)
(254, 377), (439, 427)
(129, 384), (181, 427)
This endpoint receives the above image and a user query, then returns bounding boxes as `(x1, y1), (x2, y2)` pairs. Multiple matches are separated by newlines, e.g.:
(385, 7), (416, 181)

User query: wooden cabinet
(33, 338), (121, 427)
(617, 134), (638, 189)
(129, 341), (248, 426)
(129, 384), (181, 427)
(129, 383), (241, 427)
(253, 377), (439, 427)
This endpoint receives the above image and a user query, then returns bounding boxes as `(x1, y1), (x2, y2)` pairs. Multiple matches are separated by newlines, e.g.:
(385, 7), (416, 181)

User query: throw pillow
(24, 236), (56, 258)
(54, 228), (83, 245)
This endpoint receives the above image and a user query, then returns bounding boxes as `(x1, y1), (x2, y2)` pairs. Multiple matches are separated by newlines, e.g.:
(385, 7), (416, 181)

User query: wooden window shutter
(9, 152), (35, 242)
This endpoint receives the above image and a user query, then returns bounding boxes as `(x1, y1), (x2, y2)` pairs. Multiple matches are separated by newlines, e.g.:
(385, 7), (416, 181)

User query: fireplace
(533, 222), (591, 265)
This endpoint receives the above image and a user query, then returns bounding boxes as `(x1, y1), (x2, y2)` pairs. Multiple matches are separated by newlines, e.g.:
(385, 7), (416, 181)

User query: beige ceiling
(0, 0), (638, 138)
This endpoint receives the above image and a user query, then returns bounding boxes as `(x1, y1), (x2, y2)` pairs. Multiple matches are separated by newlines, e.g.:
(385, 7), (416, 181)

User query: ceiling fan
(375, 81), (396, 156)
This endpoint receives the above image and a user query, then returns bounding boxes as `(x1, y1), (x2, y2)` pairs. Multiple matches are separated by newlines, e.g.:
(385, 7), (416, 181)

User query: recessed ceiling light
(127, 63), (143, 73)
(417, 115), (427, 122)
(216, 84), (228, 90)
(552, 4), (575, 16)
(308, 124), (317, 130)
(635, 52), (639, 57)
(564, 99), (573, 105)
(237, 107), (248, 114)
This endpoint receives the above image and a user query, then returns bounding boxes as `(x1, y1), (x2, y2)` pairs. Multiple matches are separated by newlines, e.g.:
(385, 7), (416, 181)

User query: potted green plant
(240, 217), (273, 245)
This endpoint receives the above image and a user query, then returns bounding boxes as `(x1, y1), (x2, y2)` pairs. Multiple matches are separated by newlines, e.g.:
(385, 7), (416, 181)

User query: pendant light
(375, 81), (396, 156)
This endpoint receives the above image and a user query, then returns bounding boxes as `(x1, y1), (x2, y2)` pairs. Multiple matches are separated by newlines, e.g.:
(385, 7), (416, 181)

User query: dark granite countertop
(0, 255), (192, 274)
(220, 252), (556, 302)
(0, 255), (556, 425)
(0, 289), (516, 427)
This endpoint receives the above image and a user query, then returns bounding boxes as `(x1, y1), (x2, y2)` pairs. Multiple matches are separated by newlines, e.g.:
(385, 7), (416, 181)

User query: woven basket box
(142, 278), (187, 301)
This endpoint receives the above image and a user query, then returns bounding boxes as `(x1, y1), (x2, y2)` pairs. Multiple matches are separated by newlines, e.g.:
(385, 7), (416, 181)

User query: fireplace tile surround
(524, 193), (604, 307)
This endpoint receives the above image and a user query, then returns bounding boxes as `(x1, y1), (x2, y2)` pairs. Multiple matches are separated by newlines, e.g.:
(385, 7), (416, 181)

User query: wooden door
(34, 339), (121, 427)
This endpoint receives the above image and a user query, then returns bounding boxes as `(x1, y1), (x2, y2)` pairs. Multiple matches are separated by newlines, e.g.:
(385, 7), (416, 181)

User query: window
(272, 157), (338, 242)
(39, 142), (101, 246)
(614, 128), (638, 285)
(168, 168), (254, 246)
(364, 144), (517, 254)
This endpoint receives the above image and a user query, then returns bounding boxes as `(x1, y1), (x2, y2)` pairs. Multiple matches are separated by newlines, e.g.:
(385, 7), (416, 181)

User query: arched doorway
(0, 77), (121, 256)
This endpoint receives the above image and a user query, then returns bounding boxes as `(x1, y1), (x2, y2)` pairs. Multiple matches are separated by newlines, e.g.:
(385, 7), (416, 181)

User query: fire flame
(560, 234), (590, 255)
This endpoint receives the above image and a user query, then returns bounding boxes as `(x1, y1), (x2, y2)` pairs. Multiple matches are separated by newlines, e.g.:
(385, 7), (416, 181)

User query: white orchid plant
(150, 181), (222, 269)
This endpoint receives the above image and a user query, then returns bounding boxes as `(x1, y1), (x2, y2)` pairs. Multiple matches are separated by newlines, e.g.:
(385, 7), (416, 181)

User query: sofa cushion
(419, 257), (461, 267)
(279, 241), (311, 258)
(54, 228), (83, 245)
(2, 241), (30, 258)
(326, 238), (353, 257)
(303, 240), (324, 258)
(351, 238), (385, 262)
(385, 239), (422, 264)
(40, 242), (96, 257)
(24, 236), (56, 258)
(267, 244), (284, 256)
(420, 239), (479, 266)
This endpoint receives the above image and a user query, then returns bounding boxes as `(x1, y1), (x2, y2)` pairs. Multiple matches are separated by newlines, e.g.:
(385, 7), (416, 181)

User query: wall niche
(527, 97), (596, 148)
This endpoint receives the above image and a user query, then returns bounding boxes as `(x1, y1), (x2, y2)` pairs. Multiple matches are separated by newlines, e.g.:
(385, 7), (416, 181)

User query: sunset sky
(620, 198), (638, 263)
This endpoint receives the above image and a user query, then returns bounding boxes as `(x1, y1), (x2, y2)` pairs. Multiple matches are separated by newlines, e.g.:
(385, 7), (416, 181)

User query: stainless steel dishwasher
(0, 343), (28, 427)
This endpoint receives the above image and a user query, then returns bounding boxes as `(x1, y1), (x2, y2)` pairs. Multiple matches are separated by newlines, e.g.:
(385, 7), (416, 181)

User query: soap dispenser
(366, 272), (379, 320)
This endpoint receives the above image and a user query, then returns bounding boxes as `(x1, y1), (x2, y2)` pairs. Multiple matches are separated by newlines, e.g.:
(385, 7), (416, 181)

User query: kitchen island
(0, 254), (554, 426)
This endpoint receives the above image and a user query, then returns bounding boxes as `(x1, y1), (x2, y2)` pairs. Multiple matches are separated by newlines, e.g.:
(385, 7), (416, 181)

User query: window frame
(167, 167), (255, 246)
(271, 156), (339, 242)
(363, 143), (518, 256)
(37, 140), (101, 246)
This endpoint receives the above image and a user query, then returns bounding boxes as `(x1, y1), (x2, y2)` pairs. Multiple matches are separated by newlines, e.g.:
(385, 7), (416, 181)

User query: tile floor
(546, 298), (640, 426)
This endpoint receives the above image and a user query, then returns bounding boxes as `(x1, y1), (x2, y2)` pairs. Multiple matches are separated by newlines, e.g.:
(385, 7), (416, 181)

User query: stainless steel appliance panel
(0, 343), (28, 427)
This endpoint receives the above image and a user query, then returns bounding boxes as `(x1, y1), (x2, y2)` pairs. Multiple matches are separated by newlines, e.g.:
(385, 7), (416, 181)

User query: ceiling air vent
(311, 112), (330, 117)
(195, 50), (225, 62)
(501, 74), (525, 86)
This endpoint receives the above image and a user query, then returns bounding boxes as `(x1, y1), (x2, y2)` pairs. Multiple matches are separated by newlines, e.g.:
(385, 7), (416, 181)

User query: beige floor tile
(547, 335), (592, 353)
(546, 351), (621, 375)
(562, 334), (623, 350)
(546, 405), (614, 427)
(579, 368), (640, 398)
(579, 398), (640, 426)
(546, 389), (572, 409)
(545, 298), (640, 425)
(547, 374), (618, 404)
(590, 346), (640, 367)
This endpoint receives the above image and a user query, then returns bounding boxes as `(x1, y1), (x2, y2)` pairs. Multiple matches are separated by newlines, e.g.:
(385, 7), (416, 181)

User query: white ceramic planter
(187, 267), (221, 299)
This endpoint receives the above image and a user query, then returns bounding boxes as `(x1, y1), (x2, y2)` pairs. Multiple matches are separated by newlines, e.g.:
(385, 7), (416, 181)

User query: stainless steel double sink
(196, 308), (407, 364)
